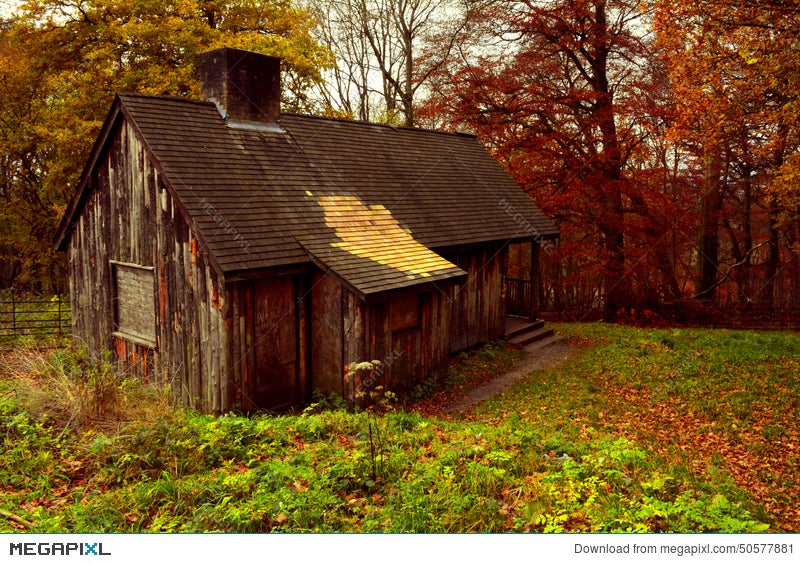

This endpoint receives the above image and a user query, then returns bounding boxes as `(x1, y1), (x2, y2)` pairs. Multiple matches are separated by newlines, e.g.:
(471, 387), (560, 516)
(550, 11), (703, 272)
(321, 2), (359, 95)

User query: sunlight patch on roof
(317, 194), (456, 279)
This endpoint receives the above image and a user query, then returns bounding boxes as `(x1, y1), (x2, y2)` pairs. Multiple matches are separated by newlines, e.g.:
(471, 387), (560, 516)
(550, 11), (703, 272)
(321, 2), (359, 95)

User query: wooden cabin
(55, 48), (558, 414)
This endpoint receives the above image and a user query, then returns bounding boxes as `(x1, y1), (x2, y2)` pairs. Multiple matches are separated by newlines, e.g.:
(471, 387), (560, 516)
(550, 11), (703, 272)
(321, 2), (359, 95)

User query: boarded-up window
(113, 262), (156, 347)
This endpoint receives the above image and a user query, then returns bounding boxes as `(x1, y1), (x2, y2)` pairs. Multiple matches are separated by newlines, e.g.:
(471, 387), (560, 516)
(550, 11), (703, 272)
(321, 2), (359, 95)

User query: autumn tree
(0, 0), (332, 287)
(652, 0), (800, 305)
(424, 0), (690, 318)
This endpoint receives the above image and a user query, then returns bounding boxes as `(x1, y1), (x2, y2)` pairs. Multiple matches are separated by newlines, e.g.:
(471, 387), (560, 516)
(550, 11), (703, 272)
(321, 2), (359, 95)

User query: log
(0, 509), (33, 529)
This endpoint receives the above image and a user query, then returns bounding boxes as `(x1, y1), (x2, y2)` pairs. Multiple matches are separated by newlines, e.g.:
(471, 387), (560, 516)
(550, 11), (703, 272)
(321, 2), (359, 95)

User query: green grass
(474, 323), (800, 530)
(408, 340), (525, 412)
(1, 324), (798, 533)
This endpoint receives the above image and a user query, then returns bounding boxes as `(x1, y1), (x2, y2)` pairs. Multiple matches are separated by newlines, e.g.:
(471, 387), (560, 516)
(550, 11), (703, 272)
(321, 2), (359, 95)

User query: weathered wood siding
(443, 245), (508, 353)
(229, 274), (308, 412)
(309, 272), (367, 397)
(67, 117), (231, 413)
(311, 272), (345, 396)
(364, 290), (451, 394)
(113, 263), (157, 344)
(310, 271), (450, 397)
(343, 287), (366, 381)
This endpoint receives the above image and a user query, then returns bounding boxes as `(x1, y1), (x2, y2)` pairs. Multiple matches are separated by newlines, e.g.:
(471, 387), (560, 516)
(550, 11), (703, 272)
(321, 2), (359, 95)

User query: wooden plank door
(252, 275), (307, 410)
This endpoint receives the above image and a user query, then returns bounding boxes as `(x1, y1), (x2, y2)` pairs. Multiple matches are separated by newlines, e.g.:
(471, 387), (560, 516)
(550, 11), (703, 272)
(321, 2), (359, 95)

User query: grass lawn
(474, 323), (800, 531)
(1, 323), (798, 532)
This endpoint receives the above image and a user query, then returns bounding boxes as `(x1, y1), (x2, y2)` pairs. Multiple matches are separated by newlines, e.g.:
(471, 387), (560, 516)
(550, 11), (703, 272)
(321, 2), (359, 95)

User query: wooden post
(530, 242), (540, 321)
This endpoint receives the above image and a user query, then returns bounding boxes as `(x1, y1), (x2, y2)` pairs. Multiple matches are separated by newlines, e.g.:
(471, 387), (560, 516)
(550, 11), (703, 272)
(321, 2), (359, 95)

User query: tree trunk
(590, 0), (628, 320)
(403, 28), (415, 127)
(762, 206), (779, 305)
(763, 127), (788, 305)
(600, 237), (627, 320)
(696, 150), (722, 300)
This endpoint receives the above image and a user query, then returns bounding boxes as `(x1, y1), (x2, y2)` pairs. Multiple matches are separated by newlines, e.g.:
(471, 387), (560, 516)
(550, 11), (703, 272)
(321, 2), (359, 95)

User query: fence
(0, 289), (71, 341)
(541, 299), (800, 330)
(658, 300), (800, 331)
(507, 278), (533, 318)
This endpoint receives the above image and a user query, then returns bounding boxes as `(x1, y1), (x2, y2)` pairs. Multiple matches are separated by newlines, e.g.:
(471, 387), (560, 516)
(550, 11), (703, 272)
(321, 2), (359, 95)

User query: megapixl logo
(9, 542), (111, 556)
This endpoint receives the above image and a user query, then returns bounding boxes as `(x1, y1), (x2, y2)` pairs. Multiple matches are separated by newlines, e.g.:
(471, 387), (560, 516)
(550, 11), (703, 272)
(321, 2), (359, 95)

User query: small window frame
(111, 261), (157, 348)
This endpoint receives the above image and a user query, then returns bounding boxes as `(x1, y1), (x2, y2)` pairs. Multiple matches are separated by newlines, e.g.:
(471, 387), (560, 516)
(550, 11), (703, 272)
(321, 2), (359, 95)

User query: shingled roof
(57, 90), (557, 296)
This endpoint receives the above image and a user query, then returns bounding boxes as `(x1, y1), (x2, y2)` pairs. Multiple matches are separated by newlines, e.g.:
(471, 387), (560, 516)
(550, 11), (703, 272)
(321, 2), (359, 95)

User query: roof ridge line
(118, 92), (217, 107)
(117, 94), (477, 139)
(279, 112), (477, 139)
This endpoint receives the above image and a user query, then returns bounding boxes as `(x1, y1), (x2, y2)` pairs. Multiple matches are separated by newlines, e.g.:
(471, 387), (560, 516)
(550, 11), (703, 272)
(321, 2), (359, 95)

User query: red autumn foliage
(419, 0), (800, 319)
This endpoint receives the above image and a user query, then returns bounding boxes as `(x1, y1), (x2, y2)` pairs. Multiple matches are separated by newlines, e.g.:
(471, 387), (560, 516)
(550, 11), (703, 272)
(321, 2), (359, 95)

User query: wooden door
(252, 275), (307, 410)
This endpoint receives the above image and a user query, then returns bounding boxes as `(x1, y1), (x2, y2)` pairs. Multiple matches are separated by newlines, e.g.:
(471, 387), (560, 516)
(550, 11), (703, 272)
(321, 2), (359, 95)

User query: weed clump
(2, 343), (173, 433)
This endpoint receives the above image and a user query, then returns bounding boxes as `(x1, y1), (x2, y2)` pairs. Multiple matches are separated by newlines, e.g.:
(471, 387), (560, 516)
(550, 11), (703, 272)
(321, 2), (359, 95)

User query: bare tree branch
(692, 240), (771, 299)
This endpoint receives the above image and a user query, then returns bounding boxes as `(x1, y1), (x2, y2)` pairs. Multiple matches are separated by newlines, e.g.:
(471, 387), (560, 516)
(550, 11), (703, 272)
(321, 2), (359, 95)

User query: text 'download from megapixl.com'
(574, 541), (794, 558)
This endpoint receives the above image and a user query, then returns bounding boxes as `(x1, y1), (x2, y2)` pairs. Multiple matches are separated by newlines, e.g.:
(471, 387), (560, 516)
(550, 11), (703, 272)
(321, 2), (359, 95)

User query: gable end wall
(67, 117), (231, 413)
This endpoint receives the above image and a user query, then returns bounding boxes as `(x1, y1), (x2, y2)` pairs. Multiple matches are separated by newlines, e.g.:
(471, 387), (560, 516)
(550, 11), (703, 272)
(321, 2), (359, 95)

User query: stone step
(522, 332), (564, 352)
(505, 318), (545, 339)
(508, 325), (554, 347)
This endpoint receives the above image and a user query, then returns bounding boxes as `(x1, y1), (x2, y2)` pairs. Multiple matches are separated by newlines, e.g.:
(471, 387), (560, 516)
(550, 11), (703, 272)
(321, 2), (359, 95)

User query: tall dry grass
(0, 342), (175, 433)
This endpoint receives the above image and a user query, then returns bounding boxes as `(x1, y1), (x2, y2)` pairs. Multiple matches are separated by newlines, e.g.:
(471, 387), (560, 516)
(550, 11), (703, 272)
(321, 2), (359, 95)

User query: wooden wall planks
(444, 245), (507, 353)
(311, 272), (344, 396)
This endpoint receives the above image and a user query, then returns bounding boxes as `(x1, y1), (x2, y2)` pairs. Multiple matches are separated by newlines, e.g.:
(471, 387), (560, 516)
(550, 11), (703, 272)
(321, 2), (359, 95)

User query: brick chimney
(199, 47), (281, 124)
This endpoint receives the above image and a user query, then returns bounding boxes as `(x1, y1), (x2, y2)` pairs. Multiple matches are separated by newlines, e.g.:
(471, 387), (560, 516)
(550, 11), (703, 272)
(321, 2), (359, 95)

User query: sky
(1, 0), (20, 18)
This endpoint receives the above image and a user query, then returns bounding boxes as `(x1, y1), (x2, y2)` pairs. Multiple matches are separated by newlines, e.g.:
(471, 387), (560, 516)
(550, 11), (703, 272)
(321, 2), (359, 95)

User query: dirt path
(442, 338), (579, 414)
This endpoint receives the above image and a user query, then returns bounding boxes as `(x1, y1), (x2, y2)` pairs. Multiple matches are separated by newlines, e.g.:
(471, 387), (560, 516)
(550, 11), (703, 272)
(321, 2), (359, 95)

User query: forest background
(2, 0), (799, 321)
